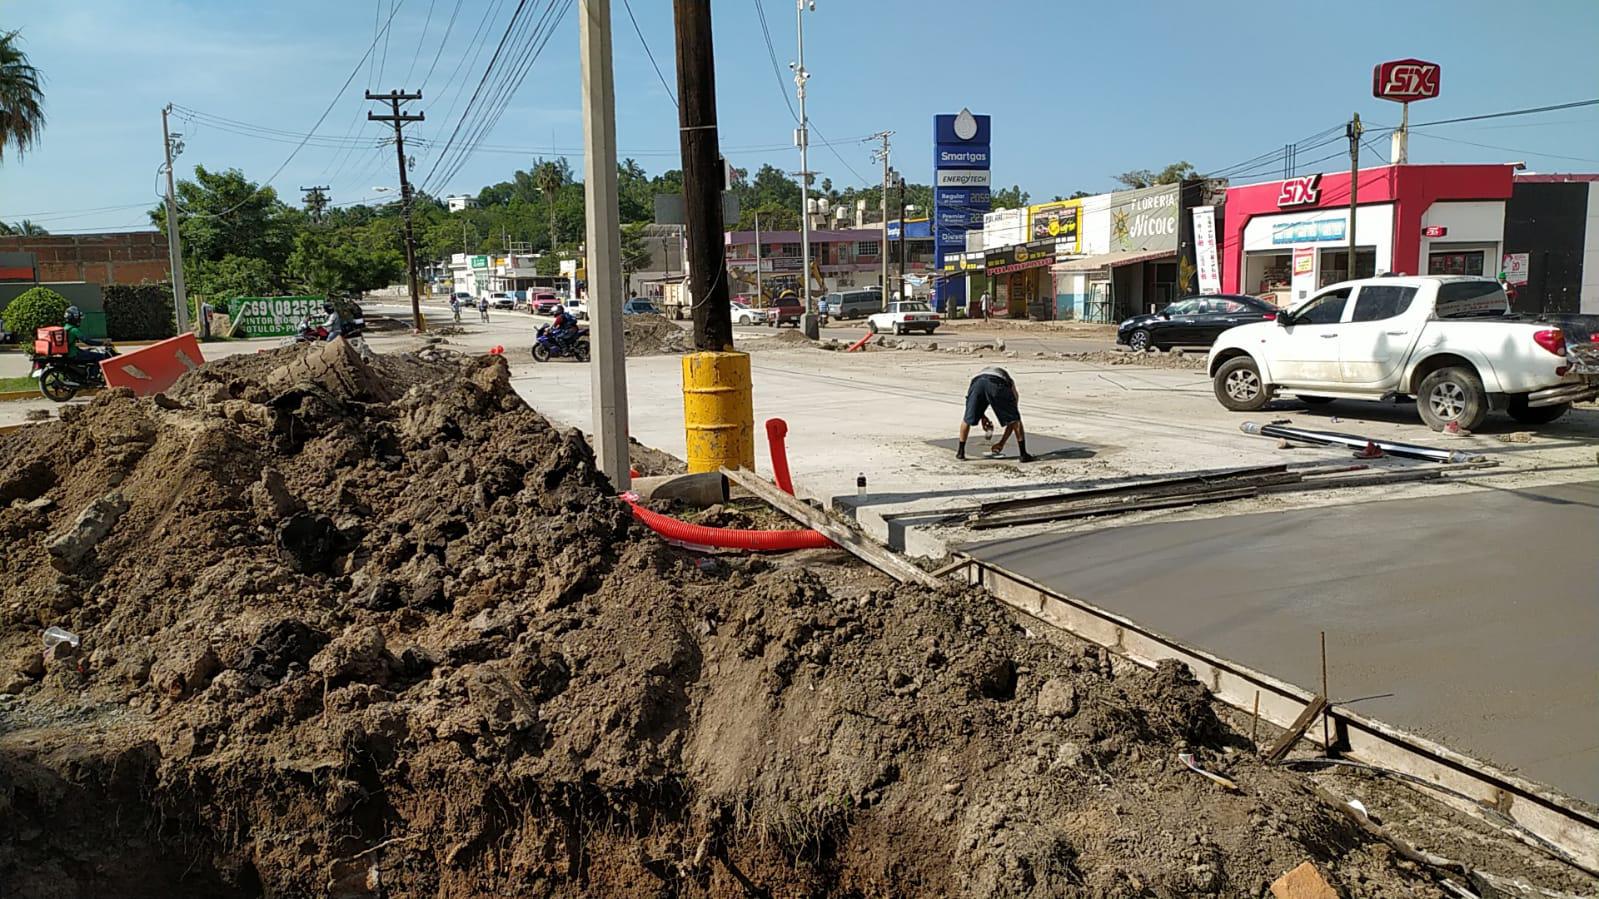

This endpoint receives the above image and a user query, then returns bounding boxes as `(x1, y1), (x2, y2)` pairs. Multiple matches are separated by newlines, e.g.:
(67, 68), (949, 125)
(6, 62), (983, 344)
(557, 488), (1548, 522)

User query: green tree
(287, 230), (403, 297)
(0, 30), (45, 161)
(150, 166), (302, 275)
(620, 223), (652, 293)
(2, 285), (68, 343)
(618, 157), (653, 223)
(192, 254), (277, 302)
(1113, 161), (1197, 189)
(992, 185), (1031, 208)
(0, 219), (47, 235)
(536, 159), (567, 247)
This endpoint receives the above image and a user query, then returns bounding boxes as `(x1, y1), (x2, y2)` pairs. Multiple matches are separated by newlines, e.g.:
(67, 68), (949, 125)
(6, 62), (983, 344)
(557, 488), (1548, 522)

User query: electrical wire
(403, 0), (439, 85)
(621, 0), (677, 108)
(752, 0), (798, 123)
(420, 0), (467, 93)
(409, 0), (512, 179)
(178, 0), (410, 221)
(1406, 130), (1599, 165)
(416, 0), (535, 191)
(1410, 97), (1599, 129)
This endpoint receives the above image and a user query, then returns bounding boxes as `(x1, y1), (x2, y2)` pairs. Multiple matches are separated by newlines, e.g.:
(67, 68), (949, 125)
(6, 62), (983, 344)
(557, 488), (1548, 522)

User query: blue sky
(2, 0), (1597, 231)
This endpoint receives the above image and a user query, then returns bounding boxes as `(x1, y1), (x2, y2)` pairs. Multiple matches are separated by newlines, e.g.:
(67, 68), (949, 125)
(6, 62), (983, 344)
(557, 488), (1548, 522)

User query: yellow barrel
(682, 351), (755, 473)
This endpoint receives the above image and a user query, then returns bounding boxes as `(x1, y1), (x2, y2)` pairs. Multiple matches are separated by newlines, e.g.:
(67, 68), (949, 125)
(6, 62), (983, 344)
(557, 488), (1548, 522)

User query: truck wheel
(1506, 397), (1568, 425)
(1213, 356), (1271, 411)
(1416, 366), (1488, 431)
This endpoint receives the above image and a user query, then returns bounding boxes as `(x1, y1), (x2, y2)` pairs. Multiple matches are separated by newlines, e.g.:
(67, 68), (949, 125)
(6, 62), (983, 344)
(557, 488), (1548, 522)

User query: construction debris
(1271, 861), (1342, 899)
(1242, 421), (1487, 464)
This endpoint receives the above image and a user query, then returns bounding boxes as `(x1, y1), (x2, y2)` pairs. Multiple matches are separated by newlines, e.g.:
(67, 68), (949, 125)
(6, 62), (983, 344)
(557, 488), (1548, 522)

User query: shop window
(1317, 249), (1376, 287)
(1293, 288), (1350, 325)
(779, 243), (801, 256)
(856, 240), (880, 257)
(1350, 285), (1418, 322)
(1427, 250), (1486, 276)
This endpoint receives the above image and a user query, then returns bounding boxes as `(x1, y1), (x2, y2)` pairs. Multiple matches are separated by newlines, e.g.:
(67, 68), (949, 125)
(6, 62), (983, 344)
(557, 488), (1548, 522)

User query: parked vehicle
(1208, 275), (1599, 430)
(829, 289), (884, 321)
(766, 294), (804, 328)
(731, 301), (767, 325)
(563, 298), (589, 321)
(867, 301), (941, 335)
(488, 292), (517, 310)
(531, 292), (562, 314)
(30, 326), (115, 402)
(622, 298), (660, 315)
(532, 324), (590, 362)
(1118, 294), (1277, 352)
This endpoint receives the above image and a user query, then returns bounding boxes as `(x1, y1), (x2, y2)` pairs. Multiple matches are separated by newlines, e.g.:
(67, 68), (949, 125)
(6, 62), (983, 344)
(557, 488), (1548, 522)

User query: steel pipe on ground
(1241, 422), (1484, 464)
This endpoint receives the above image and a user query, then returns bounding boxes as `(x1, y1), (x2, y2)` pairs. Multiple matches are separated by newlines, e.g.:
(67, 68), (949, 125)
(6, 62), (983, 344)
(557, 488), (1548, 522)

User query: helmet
(323, 301), (335, 314)
(64, 306), (83, 325)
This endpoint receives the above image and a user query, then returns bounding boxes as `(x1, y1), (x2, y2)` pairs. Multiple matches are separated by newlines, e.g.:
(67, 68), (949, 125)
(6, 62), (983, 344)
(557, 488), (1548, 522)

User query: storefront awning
(1052, 248), (1176, 273)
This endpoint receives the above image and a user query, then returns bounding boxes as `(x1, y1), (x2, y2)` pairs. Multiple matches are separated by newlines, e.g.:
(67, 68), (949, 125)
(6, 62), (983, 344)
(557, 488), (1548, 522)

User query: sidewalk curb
(0, 388), (97, 403)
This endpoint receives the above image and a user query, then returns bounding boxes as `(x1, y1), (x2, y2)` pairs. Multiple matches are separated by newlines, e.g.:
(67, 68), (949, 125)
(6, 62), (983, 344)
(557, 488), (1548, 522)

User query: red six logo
(1276, 174), (1322, 208)
(1373, 59), (1442, 102)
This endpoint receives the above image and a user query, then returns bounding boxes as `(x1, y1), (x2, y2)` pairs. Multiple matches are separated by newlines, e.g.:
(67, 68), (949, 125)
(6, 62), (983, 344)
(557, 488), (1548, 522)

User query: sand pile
(623, 313), (692, 356)
(0, 340), (1509, 897)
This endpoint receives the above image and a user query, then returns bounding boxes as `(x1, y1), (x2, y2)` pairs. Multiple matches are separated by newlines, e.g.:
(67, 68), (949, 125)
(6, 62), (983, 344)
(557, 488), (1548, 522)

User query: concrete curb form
(0, 388), (97, 403)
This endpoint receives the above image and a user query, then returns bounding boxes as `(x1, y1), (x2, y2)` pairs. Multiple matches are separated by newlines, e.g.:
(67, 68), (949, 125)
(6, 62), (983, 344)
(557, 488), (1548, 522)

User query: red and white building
(1221, 163), (1515, 306)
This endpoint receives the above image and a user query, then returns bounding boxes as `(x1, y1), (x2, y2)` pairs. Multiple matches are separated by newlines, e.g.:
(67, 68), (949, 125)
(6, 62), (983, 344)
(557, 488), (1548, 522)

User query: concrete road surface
(963, 481), (1599, 804)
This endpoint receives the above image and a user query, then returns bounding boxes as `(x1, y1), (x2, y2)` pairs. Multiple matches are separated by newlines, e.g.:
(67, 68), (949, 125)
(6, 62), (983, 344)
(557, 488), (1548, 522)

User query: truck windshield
(1435, 281), (1510, 319)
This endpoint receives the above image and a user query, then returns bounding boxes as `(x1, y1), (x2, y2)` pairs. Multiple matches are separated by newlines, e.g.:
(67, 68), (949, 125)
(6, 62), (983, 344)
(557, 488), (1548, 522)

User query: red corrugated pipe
(765, 418), (795, 495)
(623, 495), (833, 551)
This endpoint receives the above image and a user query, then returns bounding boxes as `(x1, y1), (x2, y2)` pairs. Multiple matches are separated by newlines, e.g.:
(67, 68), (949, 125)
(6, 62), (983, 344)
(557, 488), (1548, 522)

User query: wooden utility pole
(300, 185), (331, 223)
(673, 0), (732, 350)
(579, 0), (631, 489)
(160, 104), (190, 333)
(1346, 112), (1362, 281)
(366, 89), (424, 331)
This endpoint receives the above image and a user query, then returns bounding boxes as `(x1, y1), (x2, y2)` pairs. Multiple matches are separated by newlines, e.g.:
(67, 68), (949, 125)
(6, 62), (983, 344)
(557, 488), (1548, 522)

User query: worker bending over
(957, 366), (1034, 462)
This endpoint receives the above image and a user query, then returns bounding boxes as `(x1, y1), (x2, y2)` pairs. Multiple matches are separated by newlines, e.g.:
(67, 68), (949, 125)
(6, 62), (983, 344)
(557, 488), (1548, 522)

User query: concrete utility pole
(754, 210), (764, 303)
(1346, 112), (1363, 280)
(579, 0), (630, 489)
(870, 130), (893, 298)
(897, 183), (908, 299)
(674, 0), (732, 351)
(794, 0), (819, 338)
(366, 89), (425, 331)
(160, 104), (190, 334)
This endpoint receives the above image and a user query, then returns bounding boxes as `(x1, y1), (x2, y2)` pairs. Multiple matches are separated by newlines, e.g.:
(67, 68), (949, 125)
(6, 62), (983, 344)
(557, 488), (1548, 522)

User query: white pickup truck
(1208, 275), (1598, 430)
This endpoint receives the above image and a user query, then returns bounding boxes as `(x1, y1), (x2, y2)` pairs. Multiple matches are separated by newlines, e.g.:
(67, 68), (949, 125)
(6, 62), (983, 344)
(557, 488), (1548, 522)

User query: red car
(766, 294), (803, 328)
(530, 291), (561, 314)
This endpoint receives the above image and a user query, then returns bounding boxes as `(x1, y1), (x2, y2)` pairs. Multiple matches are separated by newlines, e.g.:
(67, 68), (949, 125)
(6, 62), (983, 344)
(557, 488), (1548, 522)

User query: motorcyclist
(322, 300), (344, 341)
(62, 306), (111, 362)
(549, 305), (579, 350)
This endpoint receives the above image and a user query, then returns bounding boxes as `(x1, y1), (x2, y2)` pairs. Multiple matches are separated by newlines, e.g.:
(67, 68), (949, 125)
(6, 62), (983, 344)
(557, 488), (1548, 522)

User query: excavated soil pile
(0, 341), (1449, 898)
(623, 313), (692, 356)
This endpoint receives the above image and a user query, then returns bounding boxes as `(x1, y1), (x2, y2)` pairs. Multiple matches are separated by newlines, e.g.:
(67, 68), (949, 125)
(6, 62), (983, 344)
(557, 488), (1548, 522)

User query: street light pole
(794, 0), (819, 338)
(160, 104), (190, 334)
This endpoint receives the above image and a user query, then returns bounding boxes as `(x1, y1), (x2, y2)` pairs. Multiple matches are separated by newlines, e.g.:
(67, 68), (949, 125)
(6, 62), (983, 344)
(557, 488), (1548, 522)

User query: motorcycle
(532, 324), (590, 363)
(32, 346), (116, 402)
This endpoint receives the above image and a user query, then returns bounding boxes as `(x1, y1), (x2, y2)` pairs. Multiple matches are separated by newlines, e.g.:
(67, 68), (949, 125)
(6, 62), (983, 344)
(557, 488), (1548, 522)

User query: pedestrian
(449, 294), (462, 323)
(477, 294), (490, 323)
(1497, 270), (1518, 307)
(979, 291), (992, 321)
(957, 366), (1034, 462)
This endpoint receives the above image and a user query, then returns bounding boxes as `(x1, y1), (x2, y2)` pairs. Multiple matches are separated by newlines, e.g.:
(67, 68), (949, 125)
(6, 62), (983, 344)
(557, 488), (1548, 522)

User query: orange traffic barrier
(100, 333), (206, 396)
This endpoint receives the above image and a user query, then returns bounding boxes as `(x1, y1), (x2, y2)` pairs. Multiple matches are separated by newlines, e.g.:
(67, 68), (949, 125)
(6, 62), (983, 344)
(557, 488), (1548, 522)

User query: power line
(621, 0), (677, 107)
(416, 0), (536, 191)
(403, 0), (439, 85)
(751, 0), (798, 123)
(1411, 98), (1599, 129)
(1408, 130), (1599, 165)
(420, 0), (467, 92)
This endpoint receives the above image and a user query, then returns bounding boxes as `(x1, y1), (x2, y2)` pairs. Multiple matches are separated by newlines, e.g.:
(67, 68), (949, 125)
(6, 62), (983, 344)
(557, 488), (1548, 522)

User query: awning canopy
(1053, 248), (1176, 273)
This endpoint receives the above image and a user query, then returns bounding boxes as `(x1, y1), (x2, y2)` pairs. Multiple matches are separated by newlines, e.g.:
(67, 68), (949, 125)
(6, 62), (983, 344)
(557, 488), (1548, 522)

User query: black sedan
(1116, 294), (1277, 352)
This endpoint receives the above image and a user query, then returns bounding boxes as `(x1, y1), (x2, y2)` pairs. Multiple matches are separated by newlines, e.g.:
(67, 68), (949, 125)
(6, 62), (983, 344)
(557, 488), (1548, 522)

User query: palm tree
(535, 161), (563, 249)
(0, 30), (46, 161)
(6, 219), (47, 235)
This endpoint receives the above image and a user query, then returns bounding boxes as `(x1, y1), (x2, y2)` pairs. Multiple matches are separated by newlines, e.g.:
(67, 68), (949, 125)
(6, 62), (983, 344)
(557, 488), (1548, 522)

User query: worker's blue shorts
(963, 375), (1019, 427)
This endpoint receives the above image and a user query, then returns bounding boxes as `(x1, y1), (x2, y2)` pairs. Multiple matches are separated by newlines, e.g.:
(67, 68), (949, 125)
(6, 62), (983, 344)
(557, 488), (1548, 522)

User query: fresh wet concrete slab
(926, 434), (1100, 461)
(963, 481), (1599, 804)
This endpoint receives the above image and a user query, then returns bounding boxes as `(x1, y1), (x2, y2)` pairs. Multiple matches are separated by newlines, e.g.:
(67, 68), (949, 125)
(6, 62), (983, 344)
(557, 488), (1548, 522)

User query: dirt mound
(624, 312), (691, 356)
(0, 343), (1490, 897)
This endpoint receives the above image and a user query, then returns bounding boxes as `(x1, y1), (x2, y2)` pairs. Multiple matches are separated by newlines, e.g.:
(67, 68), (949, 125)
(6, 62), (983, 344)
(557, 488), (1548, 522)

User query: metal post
(160, 105), (190, 334)
(794, 0), (819, 338)
(1347, 112), (1362, 281)
(754, 210), (763, 303)
(897, 180), (907, 299)
(579, 0), (631, 490)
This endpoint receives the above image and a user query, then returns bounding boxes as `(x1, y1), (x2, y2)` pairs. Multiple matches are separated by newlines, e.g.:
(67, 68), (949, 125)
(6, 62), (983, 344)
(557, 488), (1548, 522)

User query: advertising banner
(935, 145), (991, 169)
(231, 295), (325, 337)
(1108, 184), (1179, 254)
(985, 238), (1057, 275)
(1501, 252), (1529, 285)
(936, 169), (993, 188)
(1028, 200), (1081, 250)
(1292, 247), (1315, 276)
(1191, 205), (1221, 293)
(1271, 217), (1346, 245)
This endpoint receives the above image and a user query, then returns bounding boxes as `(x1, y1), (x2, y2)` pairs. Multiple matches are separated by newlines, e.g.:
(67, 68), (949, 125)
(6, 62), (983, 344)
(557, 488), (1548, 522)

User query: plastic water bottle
(856, 472), (867, 499)
(42, 626), (79, 650)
